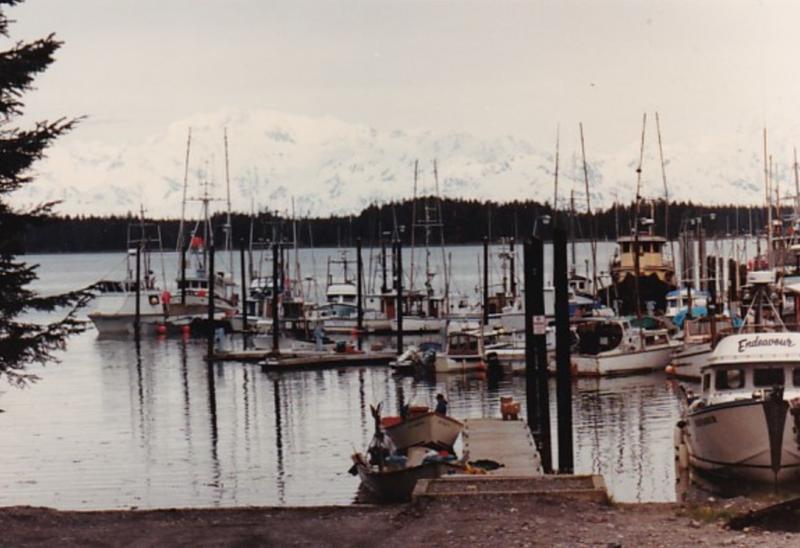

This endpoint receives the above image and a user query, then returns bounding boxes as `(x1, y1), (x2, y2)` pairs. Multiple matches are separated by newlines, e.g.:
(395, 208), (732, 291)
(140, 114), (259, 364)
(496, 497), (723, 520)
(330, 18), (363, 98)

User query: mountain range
(10, 108), (784, 219)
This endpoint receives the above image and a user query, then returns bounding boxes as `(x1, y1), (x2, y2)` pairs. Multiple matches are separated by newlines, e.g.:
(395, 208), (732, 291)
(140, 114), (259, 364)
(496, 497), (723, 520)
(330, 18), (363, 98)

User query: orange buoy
(665, 364), (676, 376)
(181, 324), (191, 335)
(156, 324), (167, 335)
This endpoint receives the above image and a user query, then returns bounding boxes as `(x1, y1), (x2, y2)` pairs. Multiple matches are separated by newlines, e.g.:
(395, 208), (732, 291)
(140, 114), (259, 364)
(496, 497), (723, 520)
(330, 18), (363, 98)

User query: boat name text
(737, 336), (795, 353)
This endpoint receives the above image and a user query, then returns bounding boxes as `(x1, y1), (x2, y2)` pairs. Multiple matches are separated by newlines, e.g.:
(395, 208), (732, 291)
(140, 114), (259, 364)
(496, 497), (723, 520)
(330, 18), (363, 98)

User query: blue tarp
(672, 306), (708, 329)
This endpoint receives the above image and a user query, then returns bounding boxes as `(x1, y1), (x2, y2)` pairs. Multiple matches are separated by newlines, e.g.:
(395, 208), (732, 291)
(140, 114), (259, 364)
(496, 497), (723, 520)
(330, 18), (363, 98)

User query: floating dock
(462, 418), (543, 475)
(209, 349), (396, 371)
(414, 418), (607, 502)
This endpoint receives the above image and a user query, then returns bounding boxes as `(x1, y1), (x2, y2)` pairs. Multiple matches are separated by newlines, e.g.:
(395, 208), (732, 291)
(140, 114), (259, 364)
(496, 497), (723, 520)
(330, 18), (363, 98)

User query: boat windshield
(753, 368), (785, 387)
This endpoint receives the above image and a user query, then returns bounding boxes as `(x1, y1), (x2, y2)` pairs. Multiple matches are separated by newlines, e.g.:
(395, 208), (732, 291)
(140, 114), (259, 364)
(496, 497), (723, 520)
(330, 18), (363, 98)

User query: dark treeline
(22, 198), (772, 253)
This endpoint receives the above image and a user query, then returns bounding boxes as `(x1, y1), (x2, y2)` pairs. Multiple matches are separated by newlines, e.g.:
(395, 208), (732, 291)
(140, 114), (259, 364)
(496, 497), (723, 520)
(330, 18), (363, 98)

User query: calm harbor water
(0, 245), (690, 509)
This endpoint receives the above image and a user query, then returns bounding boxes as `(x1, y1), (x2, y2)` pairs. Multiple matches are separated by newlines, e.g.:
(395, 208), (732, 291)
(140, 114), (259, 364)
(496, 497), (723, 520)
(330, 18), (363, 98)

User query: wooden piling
(554, 228), (573, 473)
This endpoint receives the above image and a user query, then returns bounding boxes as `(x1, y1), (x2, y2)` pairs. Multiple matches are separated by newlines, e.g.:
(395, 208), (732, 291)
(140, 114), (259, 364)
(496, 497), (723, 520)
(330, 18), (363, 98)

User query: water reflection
(0, 331), (685, 509)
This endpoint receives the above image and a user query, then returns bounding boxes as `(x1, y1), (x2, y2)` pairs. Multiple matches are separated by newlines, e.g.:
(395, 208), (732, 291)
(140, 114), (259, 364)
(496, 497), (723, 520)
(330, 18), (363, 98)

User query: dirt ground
(2, 495), (800, 548)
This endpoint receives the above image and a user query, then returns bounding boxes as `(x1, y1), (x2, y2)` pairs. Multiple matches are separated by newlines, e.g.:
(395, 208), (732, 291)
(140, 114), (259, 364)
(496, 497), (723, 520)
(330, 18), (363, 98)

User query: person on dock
(435, 393), (448, 415)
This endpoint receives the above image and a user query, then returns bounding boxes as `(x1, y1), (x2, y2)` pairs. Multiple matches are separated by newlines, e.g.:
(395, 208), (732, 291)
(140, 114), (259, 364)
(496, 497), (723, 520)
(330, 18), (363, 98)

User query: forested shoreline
(21, 197), (771, 253)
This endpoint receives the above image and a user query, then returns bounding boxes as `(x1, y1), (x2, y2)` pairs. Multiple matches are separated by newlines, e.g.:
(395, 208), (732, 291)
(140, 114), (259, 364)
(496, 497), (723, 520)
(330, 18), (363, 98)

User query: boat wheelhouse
(611, 234), (675, 285)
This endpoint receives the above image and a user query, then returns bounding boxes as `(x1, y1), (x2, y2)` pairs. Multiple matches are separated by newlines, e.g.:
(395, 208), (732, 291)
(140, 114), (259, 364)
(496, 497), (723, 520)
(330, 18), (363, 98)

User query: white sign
(532, 315), (547, 335)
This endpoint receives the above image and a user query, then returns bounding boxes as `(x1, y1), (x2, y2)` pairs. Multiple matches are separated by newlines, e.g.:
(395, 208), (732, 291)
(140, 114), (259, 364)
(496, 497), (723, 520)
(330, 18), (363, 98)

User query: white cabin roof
(709, 332), (800, 366)
(327, 283), (357, 296)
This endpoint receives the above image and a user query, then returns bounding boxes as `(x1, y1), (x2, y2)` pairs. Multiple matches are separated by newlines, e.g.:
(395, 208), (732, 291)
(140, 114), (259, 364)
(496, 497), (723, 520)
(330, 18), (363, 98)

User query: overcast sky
(8, 0), (800, 210)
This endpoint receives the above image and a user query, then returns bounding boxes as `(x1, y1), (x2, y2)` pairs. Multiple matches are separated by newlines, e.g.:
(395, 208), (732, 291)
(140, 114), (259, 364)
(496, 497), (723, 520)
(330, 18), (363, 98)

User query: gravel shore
(2, 495), (800, 547)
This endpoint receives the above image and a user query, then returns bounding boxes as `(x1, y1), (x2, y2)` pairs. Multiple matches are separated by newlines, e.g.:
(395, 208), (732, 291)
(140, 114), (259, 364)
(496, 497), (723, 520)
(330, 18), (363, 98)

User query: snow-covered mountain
(9, 108), (783, 218)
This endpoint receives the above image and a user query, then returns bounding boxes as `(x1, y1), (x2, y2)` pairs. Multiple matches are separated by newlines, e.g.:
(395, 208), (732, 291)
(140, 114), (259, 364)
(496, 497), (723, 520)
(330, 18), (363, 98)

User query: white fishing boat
(88, 217), (167, 335)
(570, 317), (679, 377)
(434, 330), (488, 374)
(89, 276), (165, 335)
(678, 331), (800, 484)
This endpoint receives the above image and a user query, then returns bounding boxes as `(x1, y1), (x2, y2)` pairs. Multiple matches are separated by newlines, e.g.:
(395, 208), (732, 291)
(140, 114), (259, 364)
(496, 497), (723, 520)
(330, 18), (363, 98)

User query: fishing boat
(677, 331), (800, 484)
(434, 330), (488, 374)
(88, 216), (167, 335)
(570, 317), (678, 377)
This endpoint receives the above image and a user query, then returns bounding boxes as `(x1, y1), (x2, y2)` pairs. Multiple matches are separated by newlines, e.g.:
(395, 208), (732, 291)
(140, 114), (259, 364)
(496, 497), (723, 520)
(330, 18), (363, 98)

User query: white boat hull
(88, 313), (164, 335)
(384, 412), (464, 450)
(571, 343), (676, 377)
(685, 397), (800, 483)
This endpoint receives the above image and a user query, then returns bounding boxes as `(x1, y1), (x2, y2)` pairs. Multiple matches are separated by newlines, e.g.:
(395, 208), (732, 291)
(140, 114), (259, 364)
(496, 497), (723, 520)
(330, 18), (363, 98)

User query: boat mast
(292, 197), (303, 300)
(655, 112), (676, 285)
(764, 128), (772, 269)
(633, 113), (647, 319)
(794, 147), (800, 219)
(409, 160), (418, 292)
(579, 122), (597, 298)
(223, 129), (234, 275)
(552, 126), (560, 225)
(433, 160), (450, 314)
(176, 128), (192, 263)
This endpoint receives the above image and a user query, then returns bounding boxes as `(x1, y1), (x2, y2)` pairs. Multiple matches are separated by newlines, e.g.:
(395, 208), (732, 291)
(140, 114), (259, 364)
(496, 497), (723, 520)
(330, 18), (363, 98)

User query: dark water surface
(0, 248), (686, 509)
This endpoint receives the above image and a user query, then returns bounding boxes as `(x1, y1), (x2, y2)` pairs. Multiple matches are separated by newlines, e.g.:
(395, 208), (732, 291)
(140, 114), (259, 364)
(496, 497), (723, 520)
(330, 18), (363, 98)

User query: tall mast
(794, 147), (800, 216)
(433, 160), (450, 314)
(292, 197), (302, 299)
(569, 189), (576, 273)
(223, 128), (234, 274)
(176, 128), (192, 261)
(579, 122), (597, 297)
(409, 160), (418, 292)
(764, 128), (772, 268)
(655, 112), (676, 284)
(633, 113), (647, 319)
(552, 126), (560, 224)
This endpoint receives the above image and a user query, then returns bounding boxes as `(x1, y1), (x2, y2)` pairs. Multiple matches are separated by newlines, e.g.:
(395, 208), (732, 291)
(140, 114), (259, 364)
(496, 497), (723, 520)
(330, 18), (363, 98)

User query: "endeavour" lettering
(737, 336), (795, 353)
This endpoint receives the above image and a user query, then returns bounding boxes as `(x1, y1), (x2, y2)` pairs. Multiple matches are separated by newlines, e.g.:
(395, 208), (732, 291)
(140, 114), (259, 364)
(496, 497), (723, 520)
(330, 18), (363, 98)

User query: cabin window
(702, 374), (710, 391)
(641, 242), (651, 253)
(653, 243), (662, 253)
(753, 368), (785, 387)
(793, 368), (800, 387)
(622, 242), (630, 253)
(715, 369), (744, 390)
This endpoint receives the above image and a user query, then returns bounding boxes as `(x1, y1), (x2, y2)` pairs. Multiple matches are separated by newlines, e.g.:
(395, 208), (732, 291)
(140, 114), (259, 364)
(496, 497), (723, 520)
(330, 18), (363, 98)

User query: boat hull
(670, 342), (712, 380)
(384, 412), (464, 451)
(353, 457), (459, 502)
(88, 313), (164, 335)
(685, 397), (800, 483)
(434, 355), (487, 374)
(572, 344), (676, 377)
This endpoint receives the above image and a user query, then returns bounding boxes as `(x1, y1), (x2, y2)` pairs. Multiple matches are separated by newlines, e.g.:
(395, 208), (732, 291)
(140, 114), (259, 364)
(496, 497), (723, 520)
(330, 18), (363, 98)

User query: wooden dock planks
(463, 418), (543, 476)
